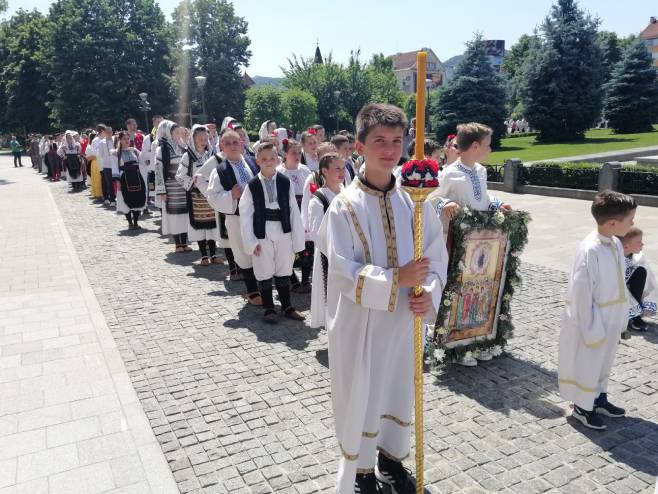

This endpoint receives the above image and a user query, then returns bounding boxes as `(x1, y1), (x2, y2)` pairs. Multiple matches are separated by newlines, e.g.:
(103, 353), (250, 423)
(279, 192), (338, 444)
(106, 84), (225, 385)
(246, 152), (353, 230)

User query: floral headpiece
(400, 159), (440, 188)
(307, 128), (317, 135)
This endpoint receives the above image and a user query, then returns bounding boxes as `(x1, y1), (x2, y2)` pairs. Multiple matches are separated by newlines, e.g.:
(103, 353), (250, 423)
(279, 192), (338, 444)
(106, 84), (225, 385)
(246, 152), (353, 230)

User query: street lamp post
(333, 90), (341, 133)
(195, 76), (207, 123)
(138, 92), (150, 133)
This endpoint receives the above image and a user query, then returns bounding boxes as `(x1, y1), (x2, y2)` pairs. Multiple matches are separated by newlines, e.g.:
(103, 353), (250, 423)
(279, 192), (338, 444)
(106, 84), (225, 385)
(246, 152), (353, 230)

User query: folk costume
(433, 160), (503, 216)
(115, 147), (146, 228)
(176, 125), (221, 264)
(57, 131), (85, 191)
(306, 186), (338, 328)
(239, 171), (305, 318)
(155, 120), (190, 249)
(625, 251), (657, 321)
(85, 135), (103, 199)
(317, 174), (448, 491)
(277, 162), (314, 291)
(206, 152), (261, 300)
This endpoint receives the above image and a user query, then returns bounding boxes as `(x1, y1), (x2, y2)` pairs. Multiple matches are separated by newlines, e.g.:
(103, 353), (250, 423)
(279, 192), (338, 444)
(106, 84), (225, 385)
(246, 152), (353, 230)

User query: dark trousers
(198, 240), (216, 258)
(258, 276), (292, 311)
(101, 168), (115, 201)
(627, 267), (647, 316)
(13, 152), (22, 167)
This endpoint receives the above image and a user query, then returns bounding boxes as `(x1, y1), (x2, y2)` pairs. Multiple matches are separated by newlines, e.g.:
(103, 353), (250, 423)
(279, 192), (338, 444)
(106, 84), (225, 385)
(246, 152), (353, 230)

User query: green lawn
(486, 126), (658, 164)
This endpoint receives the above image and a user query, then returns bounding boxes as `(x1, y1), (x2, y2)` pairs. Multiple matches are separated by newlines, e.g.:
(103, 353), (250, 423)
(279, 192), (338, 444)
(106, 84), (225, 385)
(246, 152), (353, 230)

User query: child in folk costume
(619, 227), (657, 331)
(300, 130), (319, 171)
(239, 142), (306, 323)
(155, 120), (192, 253)
(559, 191), (637, 431)
(307, 153), (345, 329)
(318, 104), (448, 493)
(433, 123), (511, 367)
(277, 139), (314, 293)
(57, 131), (85, 192)
(331, 134), (356, 185)
(206, 129), (262, 306)
(301, 142), (338, 238)
(176, 124), (223, 266)
(113, 131), (146, 230)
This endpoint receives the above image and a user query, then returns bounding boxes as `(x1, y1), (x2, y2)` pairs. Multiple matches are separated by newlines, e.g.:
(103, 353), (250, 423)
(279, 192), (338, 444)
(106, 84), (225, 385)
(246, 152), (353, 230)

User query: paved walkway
(2, 159), (658, 493)
(0, 162), (177, 493)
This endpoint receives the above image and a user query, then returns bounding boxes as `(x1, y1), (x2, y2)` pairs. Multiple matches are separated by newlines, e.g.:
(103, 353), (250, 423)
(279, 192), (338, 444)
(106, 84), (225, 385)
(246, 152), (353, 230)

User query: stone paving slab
(0, 162), (177, 494)
(43, 166), (658, 494)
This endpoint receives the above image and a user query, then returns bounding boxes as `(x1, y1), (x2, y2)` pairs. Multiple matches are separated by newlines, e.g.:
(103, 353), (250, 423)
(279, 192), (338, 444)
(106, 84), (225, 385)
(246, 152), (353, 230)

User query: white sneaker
(456, 354), (478, 367)
(109, 201), (116, 207)
(476, 350), (493, 361)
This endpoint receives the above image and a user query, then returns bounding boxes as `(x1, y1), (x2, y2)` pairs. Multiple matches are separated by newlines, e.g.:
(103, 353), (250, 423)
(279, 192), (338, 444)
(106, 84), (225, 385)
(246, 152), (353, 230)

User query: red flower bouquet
(400, 159), (440, 188)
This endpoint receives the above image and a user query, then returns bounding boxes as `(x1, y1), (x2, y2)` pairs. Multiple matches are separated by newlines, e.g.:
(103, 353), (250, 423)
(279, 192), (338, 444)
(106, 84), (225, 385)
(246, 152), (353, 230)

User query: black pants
(198, 239), (216, 258)
(173, 233), (188, 246)
(101, 168), (115, 201)
(627, 267), (647, 313)
(258, 276), (292, 311)
(125, 211), (140, 225)
(13, 152), (22, 167)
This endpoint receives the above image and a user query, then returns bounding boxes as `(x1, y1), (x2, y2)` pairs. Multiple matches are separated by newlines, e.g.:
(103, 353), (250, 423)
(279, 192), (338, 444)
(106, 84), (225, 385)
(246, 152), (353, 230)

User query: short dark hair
(455, 122), (492, 151)
(330, 134), (349, 148)
(356, 103), (407, 143)
(301, 131), (316, 144)
(591, 190), (637, 225)
(407, 138), (441, 158)
(125, 118), (137, 126)
(282, 138), (300, 154)
(619, 226), (643, 244)
(220, 128), (239, 139)
(256, 141), (276, 157)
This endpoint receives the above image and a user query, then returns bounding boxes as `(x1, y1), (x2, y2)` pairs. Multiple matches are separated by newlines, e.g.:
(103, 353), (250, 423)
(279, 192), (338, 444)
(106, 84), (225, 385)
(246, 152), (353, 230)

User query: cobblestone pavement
(50, 181), (658, 494)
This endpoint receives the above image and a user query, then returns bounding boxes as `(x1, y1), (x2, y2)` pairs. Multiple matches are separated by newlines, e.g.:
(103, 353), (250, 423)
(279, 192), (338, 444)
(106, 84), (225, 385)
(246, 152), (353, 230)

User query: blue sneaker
(594, 393), (626, 418)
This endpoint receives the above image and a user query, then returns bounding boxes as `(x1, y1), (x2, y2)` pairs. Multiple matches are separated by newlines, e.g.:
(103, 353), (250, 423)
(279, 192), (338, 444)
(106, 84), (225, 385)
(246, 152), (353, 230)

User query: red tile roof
(641, 20), (658, 40)
(392, 51), (420, 71)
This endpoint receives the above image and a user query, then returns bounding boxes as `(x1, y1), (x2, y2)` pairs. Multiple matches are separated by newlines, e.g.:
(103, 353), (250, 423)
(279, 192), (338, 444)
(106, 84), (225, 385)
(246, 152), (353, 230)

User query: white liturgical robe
(558, 232), (629, 410)
(318, 175), (448, 492)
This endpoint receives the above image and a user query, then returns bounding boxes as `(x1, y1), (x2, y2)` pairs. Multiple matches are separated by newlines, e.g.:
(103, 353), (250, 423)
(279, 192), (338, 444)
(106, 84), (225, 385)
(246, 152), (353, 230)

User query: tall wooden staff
(401, 51), (436, 493)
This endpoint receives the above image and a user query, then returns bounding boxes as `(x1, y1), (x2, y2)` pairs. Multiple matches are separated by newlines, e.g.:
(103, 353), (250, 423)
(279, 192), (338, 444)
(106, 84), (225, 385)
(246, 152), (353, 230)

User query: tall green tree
(46, 0), (173, 129)
(172, 0), (250, 122)
(603, 38), (658, 133)
(598, 31), (623, 83)
(430, 34), (507, 148)
(243, 86), (283, 132)
(0, 10), (51, 133)
(283, 54), (346, 132)
(520, 0), (602, 142)
(366, 53), (404, 108)
(281, 89), (317, 133)
(501, 34), (537, 117)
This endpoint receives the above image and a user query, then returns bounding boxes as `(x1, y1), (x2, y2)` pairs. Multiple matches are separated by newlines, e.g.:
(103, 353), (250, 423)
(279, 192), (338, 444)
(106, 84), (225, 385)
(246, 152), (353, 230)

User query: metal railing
(619, 170), (658, 196)
(518, 165), (599, 190)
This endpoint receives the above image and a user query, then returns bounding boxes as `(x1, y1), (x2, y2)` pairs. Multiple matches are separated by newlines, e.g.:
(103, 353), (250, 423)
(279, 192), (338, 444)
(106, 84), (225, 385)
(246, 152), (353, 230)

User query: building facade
(391, 48), (446, 94)
(641, 17), (658, 68)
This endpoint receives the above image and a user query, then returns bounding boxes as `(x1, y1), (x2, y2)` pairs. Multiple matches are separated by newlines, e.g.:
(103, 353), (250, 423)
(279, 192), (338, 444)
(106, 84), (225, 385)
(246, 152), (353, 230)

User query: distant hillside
(252, 76), (284, 88)
(442, 54), (464, 70)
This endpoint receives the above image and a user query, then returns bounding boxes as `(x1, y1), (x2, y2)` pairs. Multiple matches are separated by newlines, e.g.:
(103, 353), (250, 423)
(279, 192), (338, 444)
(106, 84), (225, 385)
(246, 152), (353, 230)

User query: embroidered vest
(248, 174), (292, 239)
(214, 154), (258, 215)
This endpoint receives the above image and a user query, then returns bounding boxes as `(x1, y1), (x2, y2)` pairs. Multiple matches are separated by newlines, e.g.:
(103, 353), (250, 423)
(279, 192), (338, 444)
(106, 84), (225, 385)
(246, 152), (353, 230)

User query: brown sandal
(246, 292), (262, 306)
(200, 257), (211, 266)
(211, 256), (225, 264)
(175, 246), (185, 253)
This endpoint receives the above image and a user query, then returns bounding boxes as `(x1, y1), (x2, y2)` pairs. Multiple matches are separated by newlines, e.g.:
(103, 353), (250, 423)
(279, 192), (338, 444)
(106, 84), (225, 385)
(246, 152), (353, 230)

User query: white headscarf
(156, 119), (184, 153)
(186, 124), (212, 165)
(221, 117), (237, 132)
(273, 128), (288, 154)
(258, 120), (274, 141)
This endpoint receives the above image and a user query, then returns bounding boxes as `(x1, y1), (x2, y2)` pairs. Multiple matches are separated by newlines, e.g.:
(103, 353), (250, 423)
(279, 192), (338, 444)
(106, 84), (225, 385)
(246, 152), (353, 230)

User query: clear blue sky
(4, 0), (654, 77)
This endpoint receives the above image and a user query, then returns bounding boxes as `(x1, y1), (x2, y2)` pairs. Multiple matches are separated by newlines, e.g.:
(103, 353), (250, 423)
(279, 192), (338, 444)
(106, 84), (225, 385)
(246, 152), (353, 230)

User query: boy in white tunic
(558, 191), (637, 430)
(239, 142), (306, 323)
(318, 104), (448, 493)
(433, 122), (511, 366)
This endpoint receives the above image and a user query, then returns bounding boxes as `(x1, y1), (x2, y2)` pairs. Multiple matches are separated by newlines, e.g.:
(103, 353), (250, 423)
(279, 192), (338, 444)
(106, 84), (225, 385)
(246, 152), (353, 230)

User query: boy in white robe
(318, 104), (448, 493)
(558, 191), (637, 430)
(432, 122), (511, 366)
(239, 142), (306, 323)
(619, 227), (657, 331)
